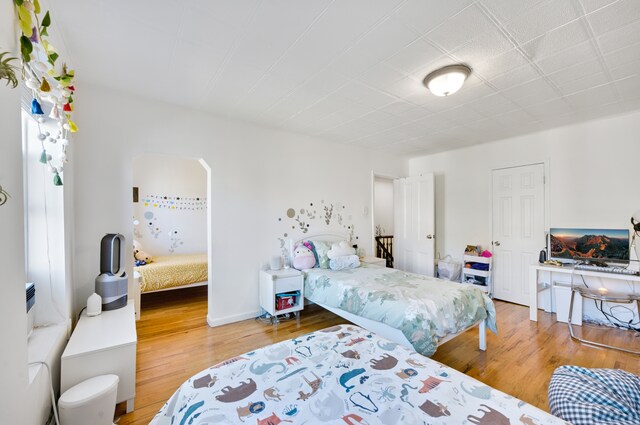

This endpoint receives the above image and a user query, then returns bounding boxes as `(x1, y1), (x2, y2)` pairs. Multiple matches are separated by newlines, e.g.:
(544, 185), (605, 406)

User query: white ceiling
(51, 0), (640, 155)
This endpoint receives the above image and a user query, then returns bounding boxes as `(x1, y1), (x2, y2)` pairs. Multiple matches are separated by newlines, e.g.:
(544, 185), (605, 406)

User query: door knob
(426, 234), (434, 239)
(494, 241), (501, 246)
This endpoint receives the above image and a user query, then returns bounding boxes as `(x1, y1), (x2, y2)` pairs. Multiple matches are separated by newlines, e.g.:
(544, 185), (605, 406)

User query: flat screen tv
(549, 228), (629, 262)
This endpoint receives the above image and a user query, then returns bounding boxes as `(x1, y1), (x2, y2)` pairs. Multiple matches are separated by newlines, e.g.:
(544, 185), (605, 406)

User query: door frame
(130, 154), (212, 321)
(370, 171), (400, 259)
(490, 160), (549, 305)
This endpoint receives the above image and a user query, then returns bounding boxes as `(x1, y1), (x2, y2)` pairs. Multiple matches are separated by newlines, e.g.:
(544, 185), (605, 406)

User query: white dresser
(61, 302), (137, 412)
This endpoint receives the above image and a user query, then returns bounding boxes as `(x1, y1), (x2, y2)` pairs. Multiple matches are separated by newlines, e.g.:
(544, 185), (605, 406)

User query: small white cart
(461, 254), (493, 297)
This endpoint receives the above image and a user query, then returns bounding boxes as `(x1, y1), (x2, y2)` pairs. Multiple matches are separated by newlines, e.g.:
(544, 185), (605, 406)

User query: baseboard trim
(207, 310), (261, 327)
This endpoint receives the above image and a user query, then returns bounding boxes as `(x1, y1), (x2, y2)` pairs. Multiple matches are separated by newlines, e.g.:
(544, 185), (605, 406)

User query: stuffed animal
(133, 240), (143, 259)
(327, 241), (356, 259)
(135, 250), (152, 263)
(292, 242), (316, 270)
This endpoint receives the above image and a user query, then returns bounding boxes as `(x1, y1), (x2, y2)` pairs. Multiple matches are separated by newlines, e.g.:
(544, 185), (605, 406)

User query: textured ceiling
(51, 0), (640, 155)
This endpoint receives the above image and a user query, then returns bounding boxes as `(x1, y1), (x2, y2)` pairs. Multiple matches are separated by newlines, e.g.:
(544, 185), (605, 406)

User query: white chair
(568, 266), (640, 355)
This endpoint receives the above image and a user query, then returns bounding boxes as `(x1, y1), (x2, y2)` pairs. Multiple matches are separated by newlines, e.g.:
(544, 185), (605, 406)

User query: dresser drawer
(274, 275), (301, 294)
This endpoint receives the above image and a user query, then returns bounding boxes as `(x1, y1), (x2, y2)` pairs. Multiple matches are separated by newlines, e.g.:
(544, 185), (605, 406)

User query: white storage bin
(554, 285), (582, 325)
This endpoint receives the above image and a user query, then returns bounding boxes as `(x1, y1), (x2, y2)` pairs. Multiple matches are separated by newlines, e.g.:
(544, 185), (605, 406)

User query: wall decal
(276, 200), (358, 259)
(133, 157), (207, 257)
(324, 204), (334, 225)
(144, 211), (161, 239)
(168, 230), (184, 253)
(133, 217), (143, 239)
(142, 193), (207, 210)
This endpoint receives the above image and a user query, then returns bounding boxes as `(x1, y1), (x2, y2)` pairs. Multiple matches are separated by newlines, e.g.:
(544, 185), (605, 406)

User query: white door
(492, 164), (545, 305)
(394, 174), (435, 276)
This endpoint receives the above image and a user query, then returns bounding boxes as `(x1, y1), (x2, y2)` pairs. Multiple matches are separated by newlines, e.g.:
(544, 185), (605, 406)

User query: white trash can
(58, 374), (119, 425)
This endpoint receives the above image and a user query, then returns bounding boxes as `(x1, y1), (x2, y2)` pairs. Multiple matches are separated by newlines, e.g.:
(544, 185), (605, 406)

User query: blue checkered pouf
(549, 365), (640, 425)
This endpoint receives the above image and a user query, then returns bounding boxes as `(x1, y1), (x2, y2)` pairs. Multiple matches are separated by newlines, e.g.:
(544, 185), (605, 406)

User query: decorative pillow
(329, 254), (360, 270)
(292, 242), (317, 270)
(311, 241), (331, 269)
(327, 241), (355, 259)
(549, 365), (640, 425)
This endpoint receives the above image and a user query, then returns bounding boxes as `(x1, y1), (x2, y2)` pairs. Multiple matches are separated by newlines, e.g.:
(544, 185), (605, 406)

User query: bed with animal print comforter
(150, 325), (567, 425)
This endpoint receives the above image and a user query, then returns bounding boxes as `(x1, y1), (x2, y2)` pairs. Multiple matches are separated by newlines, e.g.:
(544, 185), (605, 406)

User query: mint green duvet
(304, 264), (497, 356)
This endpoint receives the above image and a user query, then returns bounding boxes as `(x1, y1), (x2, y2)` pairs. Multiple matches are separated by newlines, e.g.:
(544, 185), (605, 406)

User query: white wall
(73, 85), (407, 325)
(409, 111), (640, 323)
(409, 110), (640, 260)
(0, 5), (29, 421)
(374, 177), (394, 236)
(133, 155), (207, 256)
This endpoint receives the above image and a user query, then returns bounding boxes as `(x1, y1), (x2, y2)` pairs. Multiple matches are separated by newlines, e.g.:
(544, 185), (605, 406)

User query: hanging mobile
(0, 185), (10, 206)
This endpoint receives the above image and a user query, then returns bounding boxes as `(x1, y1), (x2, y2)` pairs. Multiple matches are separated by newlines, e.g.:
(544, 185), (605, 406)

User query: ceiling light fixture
(423, 64), (471, 97)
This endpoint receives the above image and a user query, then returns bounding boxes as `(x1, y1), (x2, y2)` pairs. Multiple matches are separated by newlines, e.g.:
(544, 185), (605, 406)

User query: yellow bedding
(135, 254), (208, 293)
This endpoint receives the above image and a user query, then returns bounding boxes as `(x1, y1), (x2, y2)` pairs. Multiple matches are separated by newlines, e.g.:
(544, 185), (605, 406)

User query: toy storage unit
(462, 255), (493, 296)
(275, 291), (300, 311)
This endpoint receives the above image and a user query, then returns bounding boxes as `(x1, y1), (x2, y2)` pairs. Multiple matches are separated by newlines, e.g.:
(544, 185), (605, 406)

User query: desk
(61, 302), (137, 412)
(529, 264), (640, 322)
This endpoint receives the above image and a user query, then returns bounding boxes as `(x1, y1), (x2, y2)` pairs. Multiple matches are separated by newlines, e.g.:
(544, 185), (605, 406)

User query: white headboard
(288, 232), (351, 262)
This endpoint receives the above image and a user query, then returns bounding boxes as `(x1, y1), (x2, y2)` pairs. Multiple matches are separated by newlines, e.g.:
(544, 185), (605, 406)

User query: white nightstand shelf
(259, 268), (304, 324)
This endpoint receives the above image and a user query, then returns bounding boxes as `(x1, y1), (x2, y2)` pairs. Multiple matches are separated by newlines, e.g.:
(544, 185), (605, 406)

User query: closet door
(394, 174), (435, 276)
(492, 164), (545, 305)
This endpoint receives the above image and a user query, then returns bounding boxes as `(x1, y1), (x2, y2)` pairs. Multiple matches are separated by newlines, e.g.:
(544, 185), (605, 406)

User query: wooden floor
(117, 286), (640, 424)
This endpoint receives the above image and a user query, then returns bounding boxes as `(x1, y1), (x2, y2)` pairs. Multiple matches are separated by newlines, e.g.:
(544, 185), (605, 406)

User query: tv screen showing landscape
(549, 228), (629, 261)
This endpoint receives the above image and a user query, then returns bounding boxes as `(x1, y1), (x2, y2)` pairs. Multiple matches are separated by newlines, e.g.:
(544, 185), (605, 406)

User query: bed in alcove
(132, 154), (209, 299)
(135, 253), (208, 293)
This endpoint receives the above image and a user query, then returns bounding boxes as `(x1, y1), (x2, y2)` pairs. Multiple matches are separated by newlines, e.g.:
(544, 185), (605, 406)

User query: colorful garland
(14, 0), (77, 186)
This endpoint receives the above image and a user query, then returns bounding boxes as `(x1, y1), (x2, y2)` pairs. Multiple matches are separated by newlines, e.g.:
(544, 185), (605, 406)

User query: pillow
(329, 254), (360, 270)
(327, 241), (355, 259)
(311, 240), (331, 269)
(549, 366), (640, 424)
(292, 242), (316, 270)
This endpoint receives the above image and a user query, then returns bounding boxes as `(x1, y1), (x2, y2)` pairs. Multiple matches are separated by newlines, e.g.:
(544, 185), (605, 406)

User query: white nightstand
(61, 302), (137, 413)
(360, 256), (387, 267)
(259, 268), (304, 323)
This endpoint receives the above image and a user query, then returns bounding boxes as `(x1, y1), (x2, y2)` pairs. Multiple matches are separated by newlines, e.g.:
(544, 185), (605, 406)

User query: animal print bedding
(305, 265), (497, 356)
(150, 325), (566, 424)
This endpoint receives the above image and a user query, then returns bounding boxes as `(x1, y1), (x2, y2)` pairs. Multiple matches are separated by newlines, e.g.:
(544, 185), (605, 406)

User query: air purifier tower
(95, 233), (128, 311)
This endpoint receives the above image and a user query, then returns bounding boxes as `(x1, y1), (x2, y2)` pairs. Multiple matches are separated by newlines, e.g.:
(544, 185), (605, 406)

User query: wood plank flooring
(116, 286), (640, 424)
